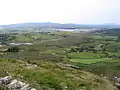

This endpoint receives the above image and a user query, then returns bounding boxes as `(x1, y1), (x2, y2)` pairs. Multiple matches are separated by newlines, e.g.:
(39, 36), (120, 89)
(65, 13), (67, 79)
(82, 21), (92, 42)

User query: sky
(0, 0), (120, 25)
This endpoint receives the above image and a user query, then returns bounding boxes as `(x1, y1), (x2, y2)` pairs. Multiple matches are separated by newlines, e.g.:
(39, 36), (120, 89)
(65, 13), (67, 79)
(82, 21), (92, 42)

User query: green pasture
(68, 52), (103, 59)
(70, 58), (111, 64)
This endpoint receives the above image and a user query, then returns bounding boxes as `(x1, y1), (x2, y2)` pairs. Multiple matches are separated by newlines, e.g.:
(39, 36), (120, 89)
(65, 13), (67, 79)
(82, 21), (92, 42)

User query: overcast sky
(0, 0), (120, 25)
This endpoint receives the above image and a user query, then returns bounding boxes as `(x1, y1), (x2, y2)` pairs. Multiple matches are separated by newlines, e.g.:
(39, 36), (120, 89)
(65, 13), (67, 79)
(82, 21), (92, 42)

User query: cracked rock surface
(0, 76), (36, 90)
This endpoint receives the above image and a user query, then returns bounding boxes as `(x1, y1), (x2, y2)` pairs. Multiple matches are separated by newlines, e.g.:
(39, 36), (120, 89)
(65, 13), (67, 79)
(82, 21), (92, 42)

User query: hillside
(1, 29), (120, 89)
(94, 28), (120, 36)
(0, 59), (116, 90)
(0, 22), (120, 29)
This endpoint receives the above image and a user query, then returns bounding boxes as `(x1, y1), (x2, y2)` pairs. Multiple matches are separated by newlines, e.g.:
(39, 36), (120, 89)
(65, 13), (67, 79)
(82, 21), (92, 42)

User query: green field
(69, 52), (103, 59)
(70, 58), (110, 64)
(92, 35), (118, 40)
(68, 52), (107, 64)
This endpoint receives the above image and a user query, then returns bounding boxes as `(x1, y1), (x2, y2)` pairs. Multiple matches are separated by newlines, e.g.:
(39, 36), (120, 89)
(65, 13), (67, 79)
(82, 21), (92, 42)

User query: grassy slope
(0, 59), (116, 90)
(69, 52), (101, 59)
(68, 52), (107, 64)
(70, 58), (110, 64)
(1, 31), (120, 89)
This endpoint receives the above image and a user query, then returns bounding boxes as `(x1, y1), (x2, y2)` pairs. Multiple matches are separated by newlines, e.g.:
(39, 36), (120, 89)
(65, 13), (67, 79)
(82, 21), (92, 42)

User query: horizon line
(0, 22), (120, 26)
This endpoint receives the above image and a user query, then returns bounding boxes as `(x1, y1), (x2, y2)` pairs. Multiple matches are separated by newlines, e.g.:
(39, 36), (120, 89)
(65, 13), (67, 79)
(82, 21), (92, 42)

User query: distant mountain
(0, 22), (120, 29)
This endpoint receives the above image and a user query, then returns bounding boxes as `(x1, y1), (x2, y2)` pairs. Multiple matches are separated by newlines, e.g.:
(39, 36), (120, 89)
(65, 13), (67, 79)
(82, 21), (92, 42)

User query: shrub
(7, 46), (19, 52)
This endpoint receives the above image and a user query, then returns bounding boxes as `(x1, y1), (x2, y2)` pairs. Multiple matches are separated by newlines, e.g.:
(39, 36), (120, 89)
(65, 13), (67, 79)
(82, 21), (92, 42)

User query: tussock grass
(0, 59), (116, 90)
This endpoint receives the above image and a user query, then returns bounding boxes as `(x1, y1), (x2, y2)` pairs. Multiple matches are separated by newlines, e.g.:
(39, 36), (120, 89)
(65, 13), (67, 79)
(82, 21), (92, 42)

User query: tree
(70, 48), (77, 52)
(116, 36), (120, 42)
(7, 46), (19, 52)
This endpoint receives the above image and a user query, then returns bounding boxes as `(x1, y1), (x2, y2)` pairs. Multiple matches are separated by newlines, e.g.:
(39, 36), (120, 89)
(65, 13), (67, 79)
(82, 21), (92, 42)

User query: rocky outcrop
(58, 63), (79, 69)
(114, 76), (120, 90)
(25, 64), (38, 69)
(0, 76), (36, 90)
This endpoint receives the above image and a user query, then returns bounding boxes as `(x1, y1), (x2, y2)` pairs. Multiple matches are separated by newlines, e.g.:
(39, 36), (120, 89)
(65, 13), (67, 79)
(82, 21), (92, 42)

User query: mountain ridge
(0, 22), (120, 29)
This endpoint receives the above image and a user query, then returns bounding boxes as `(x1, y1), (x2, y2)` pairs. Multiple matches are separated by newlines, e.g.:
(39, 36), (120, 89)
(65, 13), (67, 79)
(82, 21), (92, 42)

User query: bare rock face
(0, 76), (37, 90)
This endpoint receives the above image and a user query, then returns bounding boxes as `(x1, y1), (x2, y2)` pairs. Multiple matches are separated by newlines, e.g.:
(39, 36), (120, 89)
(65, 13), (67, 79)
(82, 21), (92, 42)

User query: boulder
(8, 80), (26, 89)
(0, 76), (13, 85)
(7, 79), (18, 89)
(30, 88), (37, 90)
(20, 84), (30, 90)
(117, 78), (120, 83)
(0, 76), (37, 90)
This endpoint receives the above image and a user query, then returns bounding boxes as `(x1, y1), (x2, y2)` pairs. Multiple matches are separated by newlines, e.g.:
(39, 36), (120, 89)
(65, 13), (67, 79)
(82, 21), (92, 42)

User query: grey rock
(0, 76), (37, 90)
(8, 80), (26, 89)
(0, 76), (13, 85)
(20, 84), (30, 90)
(30, 88), (37, 90)
(117, 78), (120, 83)
(7, 79), (18, 89)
